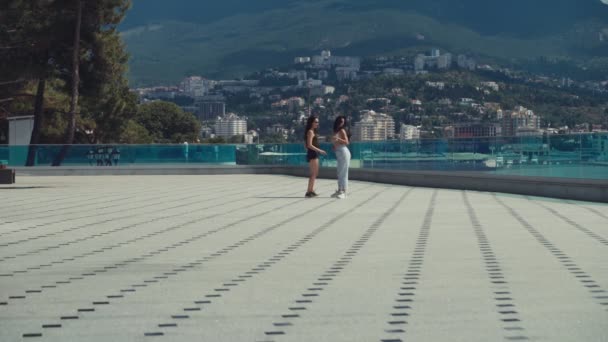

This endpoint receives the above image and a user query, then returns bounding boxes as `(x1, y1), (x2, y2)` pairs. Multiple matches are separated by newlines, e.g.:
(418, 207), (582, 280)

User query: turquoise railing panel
(2, 133), (607, 179)
(3, 144), (238, 167)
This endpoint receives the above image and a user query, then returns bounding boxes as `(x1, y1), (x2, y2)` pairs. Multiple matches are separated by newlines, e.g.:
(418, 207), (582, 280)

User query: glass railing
(1, 132), (607, 180)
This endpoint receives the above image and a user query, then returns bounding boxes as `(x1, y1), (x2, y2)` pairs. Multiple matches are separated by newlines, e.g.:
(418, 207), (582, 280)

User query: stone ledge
(12, 165), (608, 203)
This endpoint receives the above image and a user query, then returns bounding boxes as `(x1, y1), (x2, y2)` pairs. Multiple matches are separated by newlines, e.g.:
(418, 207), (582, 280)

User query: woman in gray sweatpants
(332, 116), (351, 199)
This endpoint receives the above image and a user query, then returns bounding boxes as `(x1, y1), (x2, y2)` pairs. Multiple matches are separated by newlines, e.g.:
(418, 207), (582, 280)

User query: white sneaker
(331, 190), (341, 198)
(337, 191), (346, 199)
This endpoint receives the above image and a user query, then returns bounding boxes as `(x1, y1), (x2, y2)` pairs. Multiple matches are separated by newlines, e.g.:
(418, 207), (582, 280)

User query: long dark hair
(333, 115), (347, 133)
(304, 115), (318, 140)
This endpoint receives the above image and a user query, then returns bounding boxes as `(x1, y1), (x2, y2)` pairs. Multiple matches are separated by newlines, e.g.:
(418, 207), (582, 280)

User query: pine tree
(0, 0), (133, 166)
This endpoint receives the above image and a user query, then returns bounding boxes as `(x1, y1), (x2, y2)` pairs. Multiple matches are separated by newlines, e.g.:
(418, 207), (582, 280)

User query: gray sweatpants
(335, 146), (351, 191)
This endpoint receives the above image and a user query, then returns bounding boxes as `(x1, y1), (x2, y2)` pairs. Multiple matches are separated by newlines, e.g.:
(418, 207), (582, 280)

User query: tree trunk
(53, 0), (83, 166)
(25, 76), (46, 166)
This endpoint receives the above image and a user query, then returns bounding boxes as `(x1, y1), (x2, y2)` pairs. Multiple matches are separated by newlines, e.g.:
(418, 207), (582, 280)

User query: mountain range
(121, 0), (608, 86)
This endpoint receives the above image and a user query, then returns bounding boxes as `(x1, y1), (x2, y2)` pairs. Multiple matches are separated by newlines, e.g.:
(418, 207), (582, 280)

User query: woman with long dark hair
(304, 115), (327, 197)
(331, 115), (351, 199)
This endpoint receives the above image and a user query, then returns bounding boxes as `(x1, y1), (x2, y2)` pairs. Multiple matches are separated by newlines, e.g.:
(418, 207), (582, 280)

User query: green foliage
(227, 135), (244, 144)
(135, 101), (201, 143)
(0, 0), (137, 147)
(119, 119), (153, 143)
(121, 0), (608, 86)
(261, 133), (286, 144)
(203, 136), (226, 144)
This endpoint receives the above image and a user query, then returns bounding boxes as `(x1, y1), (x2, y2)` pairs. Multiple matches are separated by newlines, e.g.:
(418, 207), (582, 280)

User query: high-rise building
(438, 53), (452, 69)
(501, 106), (541, 136)
(214, 113), (247, 137)
(414, 55), (425, 72)
(352, 111), (395, 141)
(198, 102), (226, 121)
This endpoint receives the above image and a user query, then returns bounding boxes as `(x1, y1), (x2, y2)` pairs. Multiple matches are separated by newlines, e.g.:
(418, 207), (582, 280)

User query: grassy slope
(122, 2), (605, 86)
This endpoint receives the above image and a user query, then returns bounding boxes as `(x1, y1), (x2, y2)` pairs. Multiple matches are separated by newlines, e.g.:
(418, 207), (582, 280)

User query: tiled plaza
(1, 175), (607, 341)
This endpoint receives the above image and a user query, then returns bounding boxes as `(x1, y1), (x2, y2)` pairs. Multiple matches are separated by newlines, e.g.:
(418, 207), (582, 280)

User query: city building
(200, 126), (214, 139)
(445, 123), (500, 138)
(481, 82), (500, 92)
(352, 110), (396, 141)
(180, 76), (215, 98)
(288, 70), (308, 81)
(299, 79), (323, 88)
(198, 101), (226, 121)
(214, 113), (247, 138)
(330, 56), (361, 69)
(310, 85), (335, 96)
(366, 98), (391, 107)
(311, 50), (361, 70)
(502, 106), (541, 137)
(437, 53), (452, 69)
(399, 124), (420, 140)
(414, 49), (452, 72)
(138, 86), (178, 100)
(414, 55), (426, 72)
(294, 57), (311, 64)
(287, 97), (305, 112)
(266, 124), (291, 140)
(244, 130), (258, 144)
(426, 82), (446, 90)
(457, 54), (477, 70)
(336, 67), (359, 81)
(217, 80), (260, 94)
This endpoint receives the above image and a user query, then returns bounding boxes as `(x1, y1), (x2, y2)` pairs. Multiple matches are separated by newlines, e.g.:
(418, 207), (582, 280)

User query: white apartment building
(352, 110), (396, 141)
(437, 53), (452, 69)
(414, 55), (426, 71)
(244, 130), (258, 144)
(214, 113), (247, 137)
(311, 50), (361, 70)
(310, 85), (335, 96)
(501, 106), (541, 137)
(400, 124), (420, 140)
(414, 50), (452, 71)
(481, 82), (500, 91)
(426, 81), (446, 90)
(180, 76), (215, 98)
(294, 57), (311, 64)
